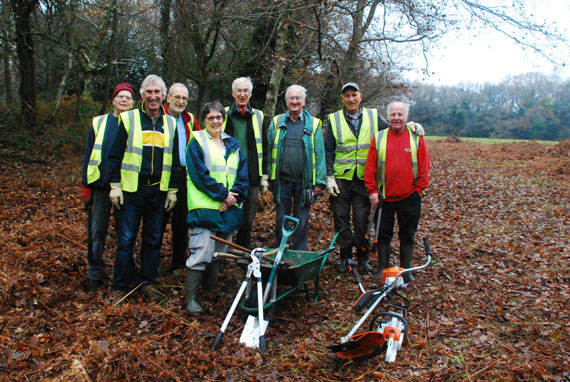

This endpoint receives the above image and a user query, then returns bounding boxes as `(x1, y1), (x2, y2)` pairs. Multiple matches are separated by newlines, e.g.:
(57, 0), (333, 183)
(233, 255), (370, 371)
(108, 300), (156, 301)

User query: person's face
(143, 82), (164, 115)
(205, 110), (224, 137)
(286, 89), (305, 116)
(166, 86), (189, 117)
(388, 103), (408, 132)
(232, 82), (252, 108)
(341, 89), (362, 114)
(112, 90), (134, 114)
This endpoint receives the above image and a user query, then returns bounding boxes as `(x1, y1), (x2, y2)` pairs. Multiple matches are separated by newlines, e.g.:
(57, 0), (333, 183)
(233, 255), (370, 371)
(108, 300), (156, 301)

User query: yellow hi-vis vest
(375, 126), (420, 199)
(86, 113), (110, 184)
(118, 109), (176, 192)
(269, 114), (320, 185)
(222, 107), (264, 174)
(329, 107), (379, 180)
(187, 130), (240, 211)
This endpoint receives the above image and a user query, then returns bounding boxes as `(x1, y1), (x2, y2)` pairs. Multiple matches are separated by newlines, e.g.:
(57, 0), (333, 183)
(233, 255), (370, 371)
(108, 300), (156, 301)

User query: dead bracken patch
(0, 140), (568, 381)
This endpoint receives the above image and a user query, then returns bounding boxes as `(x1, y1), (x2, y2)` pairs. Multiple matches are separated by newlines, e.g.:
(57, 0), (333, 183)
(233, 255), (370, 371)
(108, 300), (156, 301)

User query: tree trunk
(100, 0), (118, 115)
(2, 44), (12, 104)
(11, 0), (39, 130)
(160, 0), (172, 80)
(54, 51), (74, 114)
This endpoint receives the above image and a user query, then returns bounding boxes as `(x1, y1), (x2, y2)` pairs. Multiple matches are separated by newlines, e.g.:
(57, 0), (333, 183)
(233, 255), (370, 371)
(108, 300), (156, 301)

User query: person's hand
(224, 191), (238, 206)
(81, 186), (93, 208)
(109, 183), (123, 209)
(407, 121), (425, 136)
(369, 192), (379, 209)
(260, 175), (269, 195)
(313, 186), (323, 197)
(219, 201), (229, 213)
(164, 188), (178, 212)
(326, 176), (340, 197)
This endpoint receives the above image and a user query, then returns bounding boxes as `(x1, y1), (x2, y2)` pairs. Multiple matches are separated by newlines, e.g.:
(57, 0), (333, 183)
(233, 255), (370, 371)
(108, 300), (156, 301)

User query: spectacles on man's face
(234, 88), (251, 95)
(115, 95), (133, 101)
(172, 95), (188, 102)
(287, 96), (304, 101)
(206, 115), (224, 122)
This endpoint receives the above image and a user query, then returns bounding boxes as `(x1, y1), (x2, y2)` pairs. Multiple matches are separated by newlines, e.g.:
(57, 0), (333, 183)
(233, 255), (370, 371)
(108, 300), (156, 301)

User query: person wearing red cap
(81, 82), (135, 292)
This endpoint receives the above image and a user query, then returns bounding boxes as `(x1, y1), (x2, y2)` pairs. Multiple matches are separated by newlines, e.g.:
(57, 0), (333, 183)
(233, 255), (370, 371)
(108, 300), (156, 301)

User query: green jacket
(267, 109), (327, 206)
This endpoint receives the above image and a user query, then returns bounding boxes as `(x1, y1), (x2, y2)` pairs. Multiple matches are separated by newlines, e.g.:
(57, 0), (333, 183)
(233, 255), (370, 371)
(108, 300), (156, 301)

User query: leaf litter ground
(0, 139), (568, 381)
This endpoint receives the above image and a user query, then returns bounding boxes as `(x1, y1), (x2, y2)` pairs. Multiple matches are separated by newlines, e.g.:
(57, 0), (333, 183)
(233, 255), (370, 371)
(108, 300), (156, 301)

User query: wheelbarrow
(329, 237), (433, 362)
(211, 215), (339, 351)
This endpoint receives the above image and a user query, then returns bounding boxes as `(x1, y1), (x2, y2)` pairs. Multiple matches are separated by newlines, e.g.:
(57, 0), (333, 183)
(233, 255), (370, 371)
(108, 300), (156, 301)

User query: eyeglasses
(206, 115), (224, 122)
(234, 89), (251, 95)
(115, 95), (133, 101)
(287, 96), (304, 101)
(172, 95), (188, 102)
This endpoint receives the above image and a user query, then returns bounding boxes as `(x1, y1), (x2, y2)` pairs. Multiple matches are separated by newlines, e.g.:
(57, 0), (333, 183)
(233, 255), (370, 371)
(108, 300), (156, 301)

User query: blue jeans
(275, 181), (310, 251)
(112, 184), (166, 291)
(88, 187), (112, 281)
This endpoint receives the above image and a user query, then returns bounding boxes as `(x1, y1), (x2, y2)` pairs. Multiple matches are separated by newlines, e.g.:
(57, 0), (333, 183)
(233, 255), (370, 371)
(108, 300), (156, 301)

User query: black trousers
(378, 191), (422, 245)
(162, 167), (188, 268)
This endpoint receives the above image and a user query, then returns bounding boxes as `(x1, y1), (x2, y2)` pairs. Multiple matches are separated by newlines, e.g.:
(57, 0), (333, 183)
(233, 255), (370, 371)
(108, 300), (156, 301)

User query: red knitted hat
(112, 83), (135, 99)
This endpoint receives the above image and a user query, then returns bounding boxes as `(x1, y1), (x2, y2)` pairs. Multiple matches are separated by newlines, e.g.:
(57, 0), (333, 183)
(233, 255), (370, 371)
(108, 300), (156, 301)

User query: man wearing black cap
(81, 82), (135, 292)
(324, 82), (424, 274)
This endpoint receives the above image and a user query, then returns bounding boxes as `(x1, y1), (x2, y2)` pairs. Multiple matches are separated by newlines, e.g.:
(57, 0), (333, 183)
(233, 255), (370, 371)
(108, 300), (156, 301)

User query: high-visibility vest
(269, 114), (320, 185)
(375, 126), (420, 199)
(118, 109), (176, 192)
(329, 107), (379, 180)
(86, 113), (110, 184)
(187, 130), (240, 211)
(222, 107), (264, 174)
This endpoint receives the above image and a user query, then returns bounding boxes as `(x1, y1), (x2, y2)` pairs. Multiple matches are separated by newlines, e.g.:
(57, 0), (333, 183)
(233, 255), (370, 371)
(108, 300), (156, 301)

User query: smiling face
(388, 102), (409, 133)
(166, 85), (188, 118)
(112, 90), (134, 114)
(341, 89), (362, 115)
(232, 81), (252, 109)
(285, 88), (306, 118)
(205, 110), (224, 137)
(142, 82), (164, 116)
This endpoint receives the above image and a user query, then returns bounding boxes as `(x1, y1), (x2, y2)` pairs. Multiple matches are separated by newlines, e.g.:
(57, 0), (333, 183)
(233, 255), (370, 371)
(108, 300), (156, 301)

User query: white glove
(407, 121), (425, 136)
(260, 174), (269, 195)
(326, 176), (340, 197)
(109, 183), (123, 209)
(164, 188), (178, 212)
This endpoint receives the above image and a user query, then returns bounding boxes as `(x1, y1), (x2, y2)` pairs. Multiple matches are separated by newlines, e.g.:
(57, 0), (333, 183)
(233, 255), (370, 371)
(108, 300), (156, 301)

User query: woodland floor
(0, 139), (569, 381)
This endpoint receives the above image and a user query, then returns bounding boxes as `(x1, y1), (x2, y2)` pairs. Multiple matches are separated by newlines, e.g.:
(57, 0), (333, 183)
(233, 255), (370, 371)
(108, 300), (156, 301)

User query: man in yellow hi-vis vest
(81, 83), (135, 292)
(325, 82), (425, 274)
(107, 74), (181, 304)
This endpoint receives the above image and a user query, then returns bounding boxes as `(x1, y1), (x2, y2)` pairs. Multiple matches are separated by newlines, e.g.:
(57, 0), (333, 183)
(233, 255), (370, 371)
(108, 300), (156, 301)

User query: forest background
(1, 0), (569, 150)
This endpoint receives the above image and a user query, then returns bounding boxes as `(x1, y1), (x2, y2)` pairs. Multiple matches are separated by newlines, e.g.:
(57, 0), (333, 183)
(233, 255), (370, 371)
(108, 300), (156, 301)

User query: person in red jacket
(364, 101), (430, 284)
(162, 83), (200, 271)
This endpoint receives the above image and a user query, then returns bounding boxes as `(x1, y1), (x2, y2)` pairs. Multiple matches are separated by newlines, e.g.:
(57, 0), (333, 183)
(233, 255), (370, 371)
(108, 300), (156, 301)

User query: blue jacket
(186, 131), (249, 233)
(267, 109), (327, 206)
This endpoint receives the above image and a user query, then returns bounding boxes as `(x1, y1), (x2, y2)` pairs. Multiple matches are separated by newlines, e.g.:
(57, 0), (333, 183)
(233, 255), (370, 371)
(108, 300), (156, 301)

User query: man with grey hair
(222, 77), (268, 249)
(267, 84), (326, 250)
(364, 101), (430, 284)
(108, 74), (182, 303)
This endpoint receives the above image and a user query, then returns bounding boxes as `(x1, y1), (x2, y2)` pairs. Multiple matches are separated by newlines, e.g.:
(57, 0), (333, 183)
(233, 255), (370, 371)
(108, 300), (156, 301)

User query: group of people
(81, 74), (430, 311)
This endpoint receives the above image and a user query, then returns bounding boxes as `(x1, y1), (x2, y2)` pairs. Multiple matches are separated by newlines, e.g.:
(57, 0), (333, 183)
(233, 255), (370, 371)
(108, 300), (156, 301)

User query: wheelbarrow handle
(211, 235), (251, 253)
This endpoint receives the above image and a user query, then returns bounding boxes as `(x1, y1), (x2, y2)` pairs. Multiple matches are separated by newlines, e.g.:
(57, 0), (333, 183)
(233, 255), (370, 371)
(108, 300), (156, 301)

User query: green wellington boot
(185, 270), (204, 313)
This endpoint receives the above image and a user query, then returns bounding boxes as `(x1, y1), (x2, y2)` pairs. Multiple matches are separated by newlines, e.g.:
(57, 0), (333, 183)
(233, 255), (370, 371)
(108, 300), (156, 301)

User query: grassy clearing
(425, 136), (559, 145)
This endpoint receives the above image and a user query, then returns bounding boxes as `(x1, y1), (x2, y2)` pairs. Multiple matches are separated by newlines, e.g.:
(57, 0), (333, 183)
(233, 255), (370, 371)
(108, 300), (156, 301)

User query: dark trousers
(235, 184), (259, 249)
(275, 181), (310, 251)
(161, 167), (188, 268)
(88, 187), (112, 281)
(378, 192), (422, 245)
(113, 184), (166, 291)
(330, 178), (371, 253)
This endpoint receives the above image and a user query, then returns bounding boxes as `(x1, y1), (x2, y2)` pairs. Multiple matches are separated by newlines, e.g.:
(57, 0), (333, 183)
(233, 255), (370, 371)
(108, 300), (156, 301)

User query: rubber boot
(357, 248), (374, 273)
(400, 243), (416, 284)
(337, 247), (352, 273)
(374, 243), (391, 280)
(202, 260), (220, 299)
(185, 270), (204, 313)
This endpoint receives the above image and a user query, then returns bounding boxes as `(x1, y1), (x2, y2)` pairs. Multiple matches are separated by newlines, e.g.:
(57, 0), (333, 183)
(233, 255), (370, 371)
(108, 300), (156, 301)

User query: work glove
(326, 176), (340, 197)
(81, 186), (93, 208)
(109, 183), (123, 210)
(165, 188), (178, 212)
(406, 121), (425, 136)
(260, 174), (269, 195)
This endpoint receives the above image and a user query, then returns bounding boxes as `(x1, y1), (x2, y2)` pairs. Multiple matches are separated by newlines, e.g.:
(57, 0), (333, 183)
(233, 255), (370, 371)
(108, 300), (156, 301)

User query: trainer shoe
(142, 284), (166, 303)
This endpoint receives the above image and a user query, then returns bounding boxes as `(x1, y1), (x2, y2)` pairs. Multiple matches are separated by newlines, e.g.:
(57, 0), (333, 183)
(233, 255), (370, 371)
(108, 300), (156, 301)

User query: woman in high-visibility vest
(184, 101), (249, 313)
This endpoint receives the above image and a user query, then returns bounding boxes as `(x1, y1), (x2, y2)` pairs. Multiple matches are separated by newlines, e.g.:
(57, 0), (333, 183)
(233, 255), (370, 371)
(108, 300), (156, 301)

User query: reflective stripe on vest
(222, 106), (264, 174)
(270, 114), (319, 185)
(86, 114), (110, 184)
(329, 107), (378, 180)
(119, 110), (176, 192)
(375, 126), (419, 199)
(187, 130), (240, 211)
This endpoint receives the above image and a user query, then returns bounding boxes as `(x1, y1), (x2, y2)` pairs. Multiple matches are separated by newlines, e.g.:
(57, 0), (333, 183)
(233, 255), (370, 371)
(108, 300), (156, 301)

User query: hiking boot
(337, 247), (352, 273)
(87, 279), (104, 292)
(338, 258), (349, 273)
(111, 289), (127, 305)
(142, 284), (166, 303)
